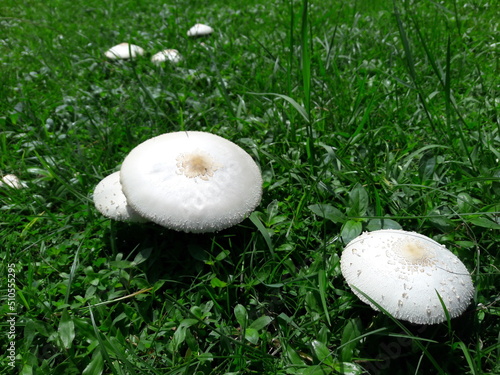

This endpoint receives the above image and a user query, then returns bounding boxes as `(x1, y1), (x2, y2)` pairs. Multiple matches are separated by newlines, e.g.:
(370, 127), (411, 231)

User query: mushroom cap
(340, 229), (474, 324)
(104, 43), (145, 60)
(119, 131), (262, 233)
(0, 174), (26, 189)
(187, 23), (214, 37)
(93, 171), (147, 222)
(151, 49), (182, 65)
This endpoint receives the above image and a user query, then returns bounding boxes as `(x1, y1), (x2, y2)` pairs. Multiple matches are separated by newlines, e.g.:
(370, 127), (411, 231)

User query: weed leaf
(234, 304), (248, 328)
(58, 309), (75, 349)
(341, 220), (362, 244)
(308, 204), (346, 224)
(347, 183), (368, 217)
(310, 339), (334, 366)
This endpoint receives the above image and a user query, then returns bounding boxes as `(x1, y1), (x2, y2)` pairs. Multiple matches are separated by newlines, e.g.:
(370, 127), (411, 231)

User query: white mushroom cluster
(93, 131), (262, 233)
(104, 23), (214, 64)
(340, 229), (474, 324)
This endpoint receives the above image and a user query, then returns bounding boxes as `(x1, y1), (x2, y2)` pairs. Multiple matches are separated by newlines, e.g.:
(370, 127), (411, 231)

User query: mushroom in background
(0, 174), (26, 189)
(119, 131), (262, 233)
(340, 229), (474, 324)
(93, 171), (147, 223)
(151, 49), (182, 65)
(187, 23), (214, 37)
(104, 43), (145, 60)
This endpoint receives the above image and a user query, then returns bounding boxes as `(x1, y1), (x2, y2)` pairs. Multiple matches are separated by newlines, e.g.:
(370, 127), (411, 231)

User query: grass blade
(249, 211), (274, 255)
(88, 306), (119, 375)
(393, 0), (438, 136)
(318, 269), (331, 326)
(301, 0), (311, 116)
(300, 0), (315, 169)
(457, 341), (478, 375)
(247, 92), (309, 123)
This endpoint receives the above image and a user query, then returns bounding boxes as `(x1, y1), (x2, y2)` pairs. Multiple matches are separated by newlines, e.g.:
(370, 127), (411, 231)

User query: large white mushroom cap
(340, 229), (474, 324)
(120, 131), (263, 233)
(187, 23), (214, 37)
(104, 43), (145, 60)
(93, 171), (146, 222)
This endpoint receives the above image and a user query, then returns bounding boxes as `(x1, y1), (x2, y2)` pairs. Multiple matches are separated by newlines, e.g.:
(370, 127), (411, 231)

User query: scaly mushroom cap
(119, 131), (262, 233)
(340, 229), (474, 324)
(104, 43), (145, 60)
(93, 171), (147, 222)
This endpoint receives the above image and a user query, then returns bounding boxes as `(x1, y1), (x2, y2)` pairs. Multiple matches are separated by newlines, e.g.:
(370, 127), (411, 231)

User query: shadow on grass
(355, 306), (478, 374)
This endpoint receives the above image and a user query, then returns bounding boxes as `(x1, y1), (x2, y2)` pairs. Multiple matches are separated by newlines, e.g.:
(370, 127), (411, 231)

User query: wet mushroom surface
(340, 229), (474, 324)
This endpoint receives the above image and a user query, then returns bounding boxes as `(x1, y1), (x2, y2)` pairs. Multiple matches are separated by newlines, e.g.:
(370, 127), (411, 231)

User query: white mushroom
(340, 229), (474, 324)
(119, 131), (262, 233)
(187, 23), (214, 37)
(93, 171), (147, 222)
(0, 174), (26, 189)
(151, 49), (182, 65)
(104, 43), (145, 60)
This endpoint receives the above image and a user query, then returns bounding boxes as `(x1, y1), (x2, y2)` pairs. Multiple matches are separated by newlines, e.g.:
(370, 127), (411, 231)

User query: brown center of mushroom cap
(176, 152), (220, 180)
(391, 238), (435, 267)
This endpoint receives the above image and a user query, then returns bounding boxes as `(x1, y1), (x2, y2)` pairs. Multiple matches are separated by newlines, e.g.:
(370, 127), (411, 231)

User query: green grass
(1, 0), (499, 374)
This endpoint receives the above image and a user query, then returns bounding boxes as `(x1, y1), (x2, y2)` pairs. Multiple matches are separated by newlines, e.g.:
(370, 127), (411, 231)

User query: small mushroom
(104, 43), (145, 60)
(340, 229), (474, 324)
(0, 174), (26, 189)
(119, 131), (262, 233)
(93, 171), (146, 222)
(151, 49), (182, 65)
(187, 23), (214, 37)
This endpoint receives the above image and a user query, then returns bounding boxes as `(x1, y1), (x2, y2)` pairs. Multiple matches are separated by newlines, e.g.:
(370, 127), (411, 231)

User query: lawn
(1, 0), (499, 374)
